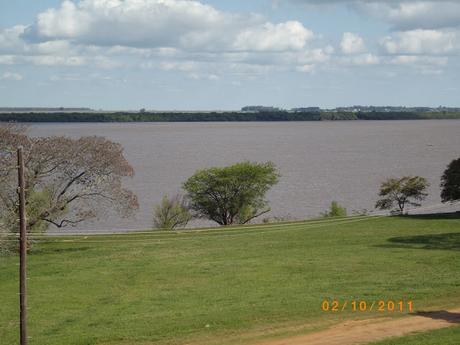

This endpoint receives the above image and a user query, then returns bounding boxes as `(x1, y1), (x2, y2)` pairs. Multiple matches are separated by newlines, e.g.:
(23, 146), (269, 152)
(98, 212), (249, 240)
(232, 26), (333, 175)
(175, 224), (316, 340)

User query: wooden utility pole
(17, 146), (27, 345)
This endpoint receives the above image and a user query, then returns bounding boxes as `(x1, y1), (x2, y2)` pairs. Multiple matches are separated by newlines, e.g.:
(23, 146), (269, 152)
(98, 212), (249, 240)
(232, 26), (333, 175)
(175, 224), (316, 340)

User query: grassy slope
(0, 214), (459, 345)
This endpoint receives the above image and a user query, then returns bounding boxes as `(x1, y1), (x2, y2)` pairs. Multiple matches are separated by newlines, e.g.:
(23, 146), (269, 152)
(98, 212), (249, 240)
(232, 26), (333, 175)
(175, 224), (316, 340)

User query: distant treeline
(1, 111), (460, 122)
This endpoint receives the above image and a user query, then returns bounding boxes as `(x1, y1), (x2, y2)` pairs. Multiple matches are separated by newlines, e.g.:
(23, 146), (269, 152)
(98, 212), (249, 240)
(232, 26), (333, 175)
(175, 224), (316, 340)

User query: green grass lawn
(0, 214), (459, 345)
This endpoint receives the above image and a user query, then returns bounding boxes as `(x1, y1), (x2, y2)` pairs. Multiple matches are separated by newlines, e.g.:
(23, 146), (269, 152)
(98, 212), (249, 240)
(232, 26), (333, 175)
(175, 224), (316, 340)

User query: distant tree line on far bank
(1, 111), (460, 123)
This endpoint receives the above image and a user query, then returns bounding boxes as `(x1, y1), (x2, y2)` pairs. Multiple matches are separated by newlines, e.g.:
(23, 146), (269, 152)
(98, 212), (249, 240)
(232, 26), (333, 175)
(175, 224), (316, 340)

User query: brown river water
(29, 120), (460, 232)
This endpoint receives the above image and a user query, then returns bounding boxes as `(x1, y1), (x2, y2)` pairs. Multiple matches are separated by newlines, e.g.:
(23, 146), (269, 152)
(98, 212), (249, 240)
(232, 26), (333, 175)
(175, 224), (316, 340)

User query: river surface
(29, 120), (460, 232)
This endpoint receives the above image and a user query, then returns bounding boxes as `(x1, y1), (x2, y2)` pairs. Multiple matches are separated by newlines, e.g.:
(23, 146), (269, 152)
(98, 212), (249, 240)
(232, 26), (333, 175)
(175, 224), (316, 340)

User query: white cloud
(24, 0), (314, 53)
(0, 0), (371, 77)
(340, 32), (366, 54)
(381, 29), (458, 55)
(388, 54), (449, 75)
(233, 21), (313, 51)
(345, 53), (380, 65)
(389, 55), (448, 66)
(0, 25), (27, 54)
(0, 25), (80, 57)
(0, 55), (17, 65)
(186, 72), (220, 81)
(3, 0), (454, 79)
(24, 0), (230, 48)
(31, 40), (74, 55)
(0, 53), (121, 68)
(160, 61), (197, 72)
(295, 47), (334, 64)
(26, 55), (87, 66)
(0, 72), (23, 81)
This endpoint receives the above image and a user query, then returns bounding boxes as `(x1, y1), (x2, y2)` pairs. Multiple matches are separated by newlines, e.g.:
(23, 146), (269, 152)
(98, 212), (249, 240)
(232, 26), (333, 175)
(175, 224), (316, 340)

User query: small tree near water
(153, 195), (191, 230)
(375, 176), (429, 214)
(321, 201), (347, 218)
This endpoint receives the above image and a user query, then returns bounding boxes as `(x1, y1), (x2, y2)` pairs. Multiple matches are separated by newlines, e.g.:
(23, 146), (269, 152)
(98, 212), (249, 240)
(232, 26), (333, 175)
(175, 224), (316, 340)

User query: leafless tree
(0, 124), (138, 235)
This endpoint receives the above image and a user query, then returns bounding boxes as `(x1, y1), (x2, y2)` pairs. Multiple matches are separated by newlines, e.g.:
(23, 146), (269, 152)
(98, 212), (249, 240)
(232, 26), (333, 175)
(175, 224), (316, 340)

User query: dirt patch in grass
(253, 308), (460, 345)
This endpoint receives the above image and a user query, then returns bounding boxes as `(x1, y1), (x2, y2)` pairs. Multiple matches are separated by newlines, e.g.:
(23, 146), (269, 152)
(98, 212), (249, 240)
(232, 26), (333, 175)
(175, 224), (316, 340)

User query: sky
(0, 0), (459, 110)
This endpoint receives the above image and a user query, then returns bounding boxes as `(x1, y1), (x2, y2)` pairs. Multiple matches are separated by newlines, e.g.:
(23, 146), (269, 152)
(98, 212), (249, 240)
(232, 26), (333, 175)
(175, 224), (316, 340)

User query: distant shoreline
(1, 111), (460, 123)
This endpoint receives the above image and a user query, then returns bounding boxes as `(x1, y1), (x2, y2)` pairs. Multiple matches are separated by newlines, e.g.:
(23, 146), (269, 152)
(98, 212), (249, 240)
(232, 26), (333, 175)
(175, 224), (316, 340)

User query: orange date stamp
(321, 300), (414, 313)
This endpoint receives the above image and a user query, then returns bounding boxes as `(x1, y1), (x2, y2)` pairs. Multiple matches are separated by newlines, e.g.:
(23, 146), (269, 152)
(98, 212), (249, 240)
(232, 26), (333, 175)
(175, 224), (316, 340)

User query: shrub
(153, 195), (192, 230)
(321, 201), (347, 218)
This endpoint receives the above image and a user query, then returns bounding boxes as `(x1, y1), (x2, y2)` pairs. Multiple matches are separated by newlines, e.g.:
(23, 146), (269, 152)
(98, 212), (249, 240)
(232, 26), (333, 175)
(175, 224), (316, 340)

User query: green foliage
(2, 189), (55, 235)
(26, 189), (55, 233)
(0, 189), (54, 254)
(183, 161), (280, 225)
(321, 201), (347, 218)
(152, 195), (192, 230)
(376, 176), (429, 214)
(441, 157), (460, 203)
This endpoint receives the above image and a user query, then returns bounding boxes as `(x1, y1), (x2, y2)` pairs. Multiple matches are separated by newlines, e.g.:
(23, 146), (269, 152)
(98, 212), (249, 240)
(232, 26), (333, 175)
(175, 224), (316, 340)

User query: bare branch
(242, 208), (271, 224)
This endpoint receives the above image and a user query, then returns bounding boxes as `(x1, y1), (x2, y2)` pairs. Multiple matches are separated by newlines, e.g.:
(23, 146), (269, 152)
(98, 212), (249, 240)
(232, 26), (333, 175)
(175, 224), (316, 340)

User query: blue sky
(0, 0), (459, 110)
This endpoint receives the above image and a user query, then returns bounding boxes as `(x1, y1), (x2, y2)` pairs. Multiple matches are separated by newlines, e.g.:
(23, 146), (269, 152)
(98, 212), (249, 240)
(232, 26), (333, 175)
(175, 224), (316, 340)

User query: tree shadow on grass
(415, 310), (460, 324)
(402, 212), (460, 220)
(377, 233), (460, 251)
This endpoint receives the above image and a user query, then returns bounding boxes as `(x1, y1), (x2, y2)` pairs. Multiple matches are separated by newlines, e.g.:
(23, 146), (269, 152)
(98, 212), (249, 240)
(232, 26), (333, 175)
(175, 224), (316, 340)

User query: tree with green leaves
(183, 161), (280, 226)
(441, 157), (460, 203)
(321, 201), (347, 218)
(375, 176), (429, 214)
(153, 195), (192, 230)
